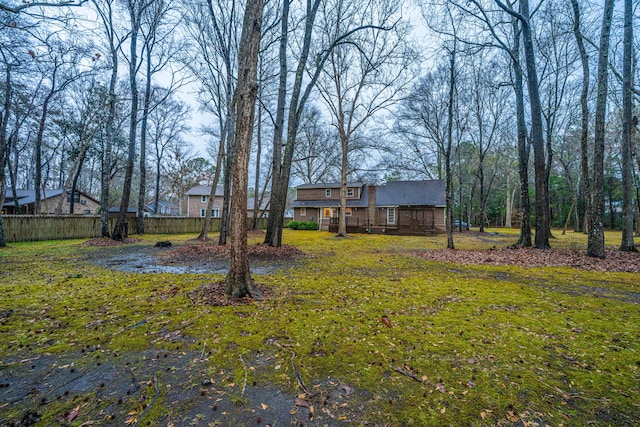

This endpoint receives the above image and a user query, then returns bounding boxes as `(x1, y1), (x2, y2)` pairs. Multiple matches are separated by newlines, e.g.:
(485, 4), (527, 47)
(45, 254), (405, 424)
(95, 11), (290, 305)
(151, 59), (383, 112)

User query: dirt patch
(88, 241), (305, 275)
(162, 243), (305, 263)
(187, 281), (274, 306)
(417, 247), (640, 273)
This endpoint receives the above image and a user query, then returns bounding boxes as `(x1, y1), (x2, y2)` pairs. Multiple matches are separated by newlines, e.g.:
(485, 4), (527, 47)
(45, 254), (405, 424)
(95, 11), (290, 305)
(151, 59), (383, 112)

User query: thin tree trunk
(510, 15), (531, 247)
(137, 47), (154, 235)
(0, 65), (10, 247)
(198, 131), (226, 240)
(570, 0), (591, 235)
(337, 131), (348, 237)
(588, 0), (615, 258)
(446, 43), (456, 249)
(265, 0), (321, 248)
(34, 92), (54, 215)
(226, 0), (263, 299)
(113, 3), (141, 241)
(619, 0), (636, 252)
(264, 0), (289, 243)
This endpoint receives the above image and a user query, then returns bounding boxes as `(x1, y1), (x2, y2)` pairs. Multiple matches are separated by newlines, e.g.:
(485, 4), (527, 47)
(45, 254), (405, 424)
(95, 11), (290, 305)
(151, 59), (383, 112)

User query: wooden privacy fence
(2, 215), (270, 243)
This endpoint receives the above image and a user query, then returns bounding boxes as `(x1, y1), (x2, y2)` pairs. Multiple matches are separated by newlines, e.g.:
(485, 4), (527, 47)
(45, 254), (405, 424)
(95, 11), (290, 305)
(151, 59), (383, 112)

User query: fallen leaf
(261, 403), (268, 410)
(381, 315), (393, 327)
(436, 381), (446, 393)
(294, 397), (310, 408)
(66, 406), (80, 422)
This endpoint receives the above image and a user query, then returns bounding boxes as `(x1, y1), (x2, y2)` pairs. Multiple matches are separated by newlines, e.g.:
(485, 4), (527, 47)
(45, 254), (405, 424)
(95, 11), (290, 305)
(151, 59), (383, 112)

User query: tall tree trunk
(137, 48), (153, 235)
(251, 97), (262, 230)
(510, 15), (531, 247)
(619, 0), (636, 252)
(496, 0), (548, 248)
(0, 65), (10, 247)
(337, 131), (348, 237)
(446, 43), (456, 249)
(113, 3), (141, 241)
(570, 0), (591, 235)
(264, 0), (289, 243)
(34, 92), (54, 215)
(588, 0), (615, 258)
(225, 0), (264, 299)
(265, 0), (321, 248)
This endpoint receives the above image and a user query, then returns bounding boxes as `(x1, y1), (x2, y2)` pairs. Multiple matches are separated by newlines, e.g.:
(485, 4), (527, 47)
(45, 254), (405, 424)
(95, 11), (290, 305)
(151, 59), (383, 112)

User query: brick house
(292, 180), (446, 234)
(2, 189), (100, 215)
(185, 185), (270, 218)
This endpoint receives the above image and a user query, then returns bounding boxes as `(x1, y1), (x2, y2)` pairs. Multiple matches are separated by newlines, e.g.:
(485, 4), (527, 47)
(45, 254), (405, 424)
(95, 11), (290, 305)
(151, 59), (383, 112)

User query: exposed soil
(86, 239), (305, 275)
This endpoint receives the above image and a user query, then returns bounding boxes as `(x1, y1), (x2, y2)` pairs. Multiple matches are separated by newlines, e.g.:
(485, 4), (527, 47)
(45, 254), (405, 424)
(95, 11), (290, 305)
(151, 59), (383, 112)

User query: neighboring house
(291, 180), (446, 235)
(145, 200), (180, 216)
(2, 189), (100, 215)
(184, 185), (271, 218)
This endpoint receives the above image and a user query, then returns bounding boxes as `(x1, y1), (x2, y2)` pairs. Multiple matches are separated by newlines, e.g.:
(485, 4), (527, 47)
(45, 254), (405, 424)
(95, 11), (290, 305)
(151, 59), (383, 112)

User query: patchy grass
(1, 229), (638, 426)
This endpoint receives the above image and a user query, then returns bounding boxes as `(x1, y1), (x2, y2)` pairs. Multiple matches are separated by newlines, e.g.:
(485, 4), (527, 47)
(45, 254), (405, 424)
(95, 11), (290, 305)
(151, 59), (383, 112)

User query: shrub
(287, 220), (300, 230)
(304, 221), (318, 230)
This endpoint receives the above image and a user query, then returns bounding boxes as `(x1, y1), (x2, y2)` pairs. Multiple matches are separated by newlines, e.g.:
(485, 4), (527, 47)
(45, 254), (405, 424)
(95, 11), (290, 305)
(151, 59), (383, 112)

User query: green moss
(1, 231), (638, 425)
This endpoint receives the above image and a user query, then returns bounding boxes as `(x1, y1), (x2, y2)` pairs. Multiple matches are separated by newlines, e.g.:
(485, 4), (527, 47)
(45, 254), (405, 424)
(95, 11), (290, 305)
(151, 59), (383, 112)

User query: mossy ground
(0, 229), (638, 426)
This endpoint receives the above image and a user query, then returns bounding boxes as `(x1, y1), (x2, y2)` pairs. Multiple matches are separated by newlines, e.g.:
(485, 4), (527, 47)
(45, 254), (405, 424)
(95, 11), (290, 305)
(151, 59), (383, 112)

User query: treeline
(0, 0), (638, 259)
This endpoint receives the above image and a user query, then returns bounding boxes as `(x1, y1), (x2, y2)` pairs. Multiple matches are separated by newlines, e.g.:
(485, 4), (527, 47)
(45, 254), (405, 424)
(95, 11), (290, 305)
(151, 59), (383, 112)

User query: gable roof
(376, 180), (445, 207)
(3, 189), (99, 207)
(185, 185), (224, 196)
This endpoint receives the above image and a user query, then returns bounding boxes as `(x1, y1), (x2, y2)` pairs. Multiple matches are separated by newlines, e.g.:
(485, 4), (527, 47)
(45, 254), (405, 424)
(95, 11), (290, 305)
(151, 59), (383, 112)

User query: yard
(0, 229), (638, 426)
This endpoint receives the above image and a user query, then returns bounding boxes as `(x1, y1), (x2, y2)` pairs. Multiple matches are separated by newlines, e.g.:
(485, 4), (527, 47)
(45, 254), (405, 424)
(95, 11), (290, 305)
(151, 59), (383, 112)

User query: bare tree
(587, 0), (615, 258)
(112, 0), (154, 241)
(225, 0), (264, 299)
(92, 0), (126, 237)
(495, 0), (550, 249)
(181, 0), (240, 242)
(317, 0), (414, 237)
(147, 93), (189, 214)
(619, 0), (636, 252)
(291, 106), (340, 184)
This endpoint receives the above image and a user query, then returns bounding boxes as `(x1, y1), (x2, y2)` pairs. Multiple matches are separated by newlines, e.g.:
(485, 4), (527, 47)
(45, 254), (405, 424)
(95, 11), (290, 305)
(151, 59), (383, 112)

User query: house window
(262, 212), (269, 218)
(211, 209), (220, 218)
(323, 208), (332, 218)
(300, 207), (307, 217)
(345, 207), (352, 216)
(387, 208), (396, 225)
(83, 209), (91, 215)
(67, 191), (80, 203)
(201, 195), (207, 203)
(200, 209), (206, 217)
(347, 188), (354, 197)
(325, 189), (331, 197)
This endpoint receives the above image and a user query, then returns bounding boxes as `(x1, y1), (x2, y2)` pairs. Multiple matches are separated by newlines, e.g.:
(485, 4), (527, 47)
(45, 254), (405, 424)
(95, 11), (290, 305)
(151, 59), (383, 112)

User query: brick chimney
(367, 185), (377, 227)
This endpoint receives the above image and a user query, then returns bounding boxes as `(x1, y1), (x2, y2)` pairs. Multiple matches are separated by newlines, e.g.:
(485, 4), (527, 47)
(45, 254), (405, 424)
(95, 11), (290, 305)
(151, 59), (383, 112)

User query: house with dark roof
(2, 189), (100, 215)
(292, 180), (446, 234)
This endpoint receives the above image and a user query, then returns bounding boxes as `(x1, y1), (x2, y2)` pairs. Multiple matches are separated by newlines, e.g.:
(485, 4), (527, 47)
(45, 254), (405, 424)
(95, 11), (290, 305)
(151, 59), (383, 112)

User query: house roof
(186, 185), (224, 196)
(247, 197), (270, 211)
(376, 180), (445, 207)
(296, 182), (364, 190)
(3, 188), (99, 207)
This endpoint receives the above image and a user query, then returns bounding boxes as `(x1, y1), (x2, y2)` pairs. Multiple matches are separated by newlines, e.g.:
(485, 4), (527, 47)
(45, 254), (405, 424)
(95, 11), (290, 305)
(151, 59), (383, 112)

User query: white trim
(387, 207), (396, 225)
